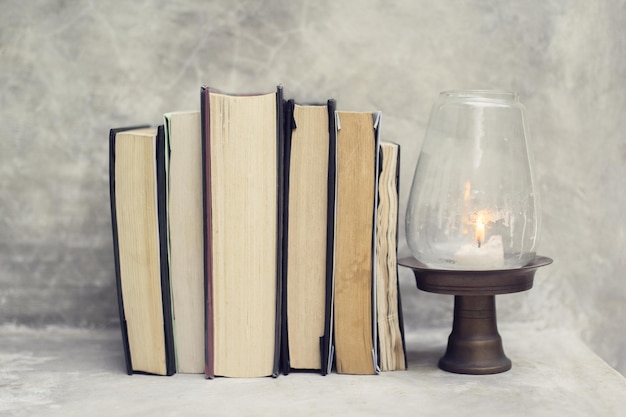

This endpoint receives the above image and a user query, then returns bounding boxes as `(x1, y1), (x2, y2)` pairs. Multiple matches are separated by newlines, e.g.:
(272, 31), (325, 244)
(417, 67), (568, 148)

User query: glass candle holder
(406, 90), (540, 270)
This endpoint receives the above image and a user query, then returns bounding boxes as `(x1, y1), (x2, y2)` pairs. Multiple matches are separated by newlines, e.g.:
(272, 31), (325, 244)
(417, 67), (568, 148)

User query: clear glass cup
(405, 90), (540, 270)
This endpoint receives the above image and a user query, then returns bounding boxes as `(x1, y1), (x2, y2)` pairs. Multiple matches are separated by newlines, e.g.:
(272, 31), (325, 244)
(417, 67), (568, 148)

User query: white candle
(454, 235), (504, 269)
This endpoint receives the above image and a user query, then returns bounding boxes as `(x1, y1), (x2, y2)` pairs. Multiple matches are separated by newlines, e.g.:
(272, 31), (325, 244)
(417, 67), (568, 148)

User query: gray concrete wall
(2, 0), (625, 375)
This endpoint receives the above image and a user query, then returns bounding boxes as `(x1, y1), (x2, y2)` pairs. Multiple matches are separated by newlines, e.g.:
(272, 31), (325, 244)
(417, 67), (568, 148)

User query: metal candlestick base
(399, 256), (552, 375)
(440, 295), (510, 374)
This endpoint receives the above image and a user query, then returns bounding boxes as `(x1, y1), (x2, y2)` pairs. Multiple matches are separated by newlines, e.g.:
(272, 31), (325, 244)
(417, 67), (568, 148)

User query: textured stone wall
(2, 0), (625, 374)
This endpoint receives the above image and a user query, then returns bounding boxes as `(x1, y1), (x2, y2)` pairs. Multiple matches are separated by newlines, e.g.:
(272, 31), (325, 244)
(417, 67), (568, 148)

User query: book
(201, 86), (284, 378)
(163, 111), (205, 373)
(109, 126), (175, 376)
(332, 111), (381, 375)
(375, 142), (407, 371)
(281, 99), (336, 375)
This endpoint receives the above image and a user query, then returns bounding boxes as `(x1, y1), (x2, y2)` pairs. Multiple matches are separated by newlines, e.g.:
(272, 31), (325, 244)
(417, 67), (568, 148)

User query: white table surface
(2, 324), (625, 417)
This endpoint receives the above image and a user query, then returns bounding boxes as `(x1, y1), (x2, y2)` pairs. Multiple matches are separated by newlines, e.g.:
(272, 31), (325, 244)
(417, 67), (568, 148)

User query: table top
(2, 324), (625, 417)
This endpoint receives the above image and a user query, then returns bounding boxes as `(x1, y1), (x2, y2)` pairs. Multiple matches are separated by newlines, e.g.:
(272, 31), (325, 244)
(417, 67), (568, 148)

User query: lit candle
(454, 215), (504, 269)
(475, 215), (485, 248)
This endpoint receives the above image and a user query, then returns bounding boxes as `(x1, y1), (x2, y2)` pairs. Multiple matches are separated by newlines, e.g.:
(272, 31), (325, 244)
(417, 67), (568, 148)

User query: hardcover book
(332, 111), (381, 375)
(109, 126), (175, 376)
(281, 99), (336, 375)
(164, 111), (205, 373)
(201, 86), (284, 378)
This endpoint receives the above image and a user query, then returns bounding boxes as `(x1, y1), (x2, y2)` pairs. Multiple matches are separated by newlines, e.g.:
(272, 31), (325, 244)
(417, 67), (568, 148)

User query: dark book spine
(394, 145), (408, 369)
(109, 128), (133, 376)
(273, 85), (285, 378)
(201, 86), (215, 379)
(372, 112), (382, 374)
(156, 125), (176, 376)
(321, 99), (337, 376)
(280, 99), (296, 375)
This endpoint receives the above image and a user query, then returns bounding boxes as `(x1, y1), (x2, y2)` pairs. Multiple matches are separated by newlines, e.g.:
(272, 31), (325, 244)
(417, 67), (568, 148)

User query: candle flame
(476, 215), (485, 248)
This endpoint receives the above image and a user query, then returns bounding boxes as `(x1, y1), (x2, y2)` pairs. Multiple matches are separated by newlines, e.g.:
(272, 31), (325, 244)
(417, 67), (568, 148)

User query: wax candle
(454, 235), (504, 269)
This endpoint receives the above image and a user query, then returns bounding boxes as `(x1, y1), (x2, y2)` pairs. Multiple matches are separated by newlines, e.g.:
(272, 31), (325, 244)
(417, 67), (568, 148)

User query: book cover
(322, 101), (337, 376)
(201, 86), (284, 378)
(164, 111), (205, 373)
(156, 125), (177, 376)
(332, 111), (381, 375)
(109, 125), (175, 376)
(281, 99), (336, 375)
(109, 125), (146, 375)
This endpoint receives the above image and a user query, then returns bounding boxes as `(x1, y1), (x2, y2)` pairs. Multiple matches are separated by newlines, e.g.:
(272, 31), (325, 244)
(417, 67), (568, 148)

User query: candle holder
(399, 256), (552, 374)
(404, 90), (550, 373)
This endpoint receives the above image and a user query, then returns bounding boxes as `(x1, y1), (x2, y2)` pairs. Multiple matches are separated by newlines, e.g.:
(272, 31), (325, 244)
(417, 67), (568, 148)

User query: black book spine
(372, 113), (382, 373)
(280, 99), (296, 375)
(394, 145), (408, 369)
(273, 85), (285, 378)
(200, 86), (215, 379)
(321, 99), (337, 376)
(156, 125), (176, 376)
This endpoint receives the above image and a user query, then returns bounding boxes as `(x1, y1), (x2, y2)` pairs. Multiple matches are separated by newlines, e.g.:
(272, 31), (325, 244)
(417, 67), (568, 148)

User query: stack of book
(109, 85), (406, 378)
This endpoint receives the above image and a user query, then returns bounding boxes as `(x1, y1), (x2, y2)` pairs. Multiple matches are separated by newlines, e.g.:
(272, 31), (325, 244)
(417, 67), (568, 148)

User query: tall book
(281, 99), (336, 375)
(201, 86), (284, 378)
(333, 111), (381, 375)
(375, 142), (407, 371)
(164, 111), (205, 373)
(109, 126), (175, 376)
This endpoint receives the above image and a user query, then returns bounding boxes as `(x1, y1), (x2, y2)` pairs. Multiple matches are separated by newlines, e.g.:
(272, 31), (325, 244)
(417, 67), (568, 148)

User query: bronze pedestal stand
(399, 256), (552, 375)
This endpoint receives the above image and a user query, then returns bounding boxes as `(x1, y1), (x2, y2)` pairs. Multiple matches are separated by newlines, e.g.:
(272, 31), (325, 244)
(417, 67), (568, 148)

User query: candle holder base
(439, 295), (510, 374)
(399, 256), (552, 375)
